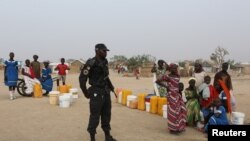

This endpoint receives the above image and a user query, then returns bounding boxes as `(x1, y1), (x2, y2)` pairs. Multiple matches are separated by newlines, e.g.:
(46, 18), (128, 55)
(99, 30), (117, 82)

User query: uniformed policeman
(79, 43), (117, 141)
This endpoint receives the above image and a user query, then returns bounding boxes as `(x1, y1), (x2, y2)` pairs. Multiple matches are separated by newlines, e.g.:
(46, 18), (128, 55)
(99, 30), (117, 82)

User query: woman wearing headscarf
(41, 61), (53, 95)
(156, 63), (186, 134)
(185, 77), (201, 126)
(193, 62), (206, 89)
(151, 60), (169, 97)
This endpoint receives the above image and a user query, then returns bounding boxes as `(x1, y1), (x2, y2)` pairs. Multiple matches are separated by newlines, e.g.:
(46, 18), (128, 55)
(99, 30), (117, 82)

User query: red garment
(201, 85), (219, 108)
(57, 64), (68, 75)
(29, 67), (35, 79)
(218, 80), (232, 113)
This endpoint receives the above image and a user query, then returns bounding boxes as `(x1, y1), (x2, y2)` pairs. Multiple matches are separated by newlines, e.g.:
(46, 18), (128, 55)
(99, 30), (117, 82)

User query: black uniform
(79, 57), (114, 135)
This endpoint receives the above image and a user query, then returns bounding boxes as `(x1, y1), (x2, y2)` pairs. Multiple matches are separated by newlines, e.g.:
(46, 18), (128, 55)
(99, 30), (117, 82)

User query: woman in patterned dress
(156, 64), (186, 134)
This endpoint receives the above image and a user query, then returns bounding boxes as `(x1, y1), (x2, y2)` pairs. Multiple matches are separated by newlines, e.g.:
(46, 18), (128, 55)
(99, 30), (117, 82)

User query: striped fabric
(163, 75), (187, 132)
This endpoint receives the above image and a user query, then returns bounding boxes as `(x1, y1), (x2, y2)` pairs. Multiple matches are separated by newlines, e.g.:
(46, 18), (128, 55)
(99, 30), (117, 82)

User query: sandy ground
(0, 70), (249, 141)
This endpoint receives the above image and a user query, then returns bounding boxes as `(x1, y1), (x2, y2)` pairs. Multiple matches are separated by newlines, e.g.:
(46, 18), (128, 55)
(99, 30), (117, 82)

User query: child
(55, 58), (70, 86)
(134, 68), (140, 80)
(21, 59), (40, 95)
(4, 52), (18, 100)
(41, 61), (53, 95)
(198, 75), (219, 124)
(204, 98), (229, 133)
(179, 82), (187, 103)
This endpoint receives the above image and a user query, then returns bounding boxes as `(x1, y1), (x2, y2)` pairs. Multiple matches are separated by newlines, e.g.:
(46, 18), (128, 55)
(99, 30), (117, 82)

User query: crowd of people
(3, 47), (236, 140)
(3, 52), (70, 99)
(153, 60), (236, 135)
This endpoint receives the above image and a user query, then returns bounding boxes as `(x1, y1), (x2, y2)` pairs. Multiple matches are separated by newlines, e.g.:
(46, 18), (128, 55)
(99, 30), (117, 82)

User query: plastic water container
(118, 92), (122, 104)
(69, 88), (78, 98)
(150, 96), (158, 114)
(145, 102), (150, 112)
(157, 97), (167, 116)
(59, 85), (69, 93)
(49, 91), (60, 105)
(163, 105), (167, 118)
(129, 100), (138, 109)
(116, 88), (122, 104)
(122, 90), (132, 105)
(64, 93), (73, 104)
(137, 93), (146, 111)
(145, 94), (155, 103)
(33, 83), (43, 98)
(231, 112), (245, 125)
(59, 95), (71, 108)
(126, 95), (137, 107)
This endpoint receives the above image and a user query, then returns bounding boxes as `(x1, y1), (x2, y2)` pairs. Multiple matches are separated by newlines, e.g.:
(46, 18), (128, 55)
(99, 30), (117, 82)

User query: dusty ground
(0, 70), (249, 141)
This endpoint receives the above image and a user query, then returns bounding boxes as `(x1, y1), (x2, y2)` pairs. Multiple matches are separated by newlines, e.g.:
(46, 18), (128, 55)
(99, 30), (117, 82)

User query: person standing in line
(79, 43), (117, 141)
(55, 58), (70, 86)
(4, 52), (19, 100)
(151, 60), (169, 97)
(31, 55), (41, 79)
(193, 62), (206, 89)
(213, 62), (236, 112)
(156, 63), (186, 134)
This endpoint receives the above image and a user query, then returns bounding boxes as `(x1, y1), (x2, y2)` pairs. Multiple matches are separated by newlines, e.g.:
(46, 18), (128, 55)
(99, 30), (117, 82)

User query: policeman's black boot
(104, 131), (117, 141)
(90, 133), (95, 141)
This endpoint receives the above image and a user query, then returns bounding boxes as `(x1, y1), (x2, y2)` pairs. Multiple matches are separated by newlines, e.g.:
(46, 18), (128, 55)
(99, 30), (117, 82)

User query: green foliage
(0, 58), (4, 64)
(110, 54), (156, 71)
(110, 55), (128, 63)
(178, 61), (186, 68)
(127, 54), (155, 70)
(227, 59), (240, 70)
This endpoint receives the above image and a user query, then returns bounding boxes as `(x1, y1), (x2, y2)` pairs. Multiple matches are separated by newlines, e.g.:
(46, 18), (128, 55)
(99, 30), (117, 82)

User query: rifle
(104, 76), (117, 98)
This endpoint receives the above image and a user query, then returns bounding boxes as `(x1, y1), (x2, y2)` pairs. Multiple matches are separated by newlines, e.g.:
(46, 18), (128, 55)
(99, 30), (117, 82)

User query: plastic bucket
(127, 95), (137, 107)
(146, 102), (150, 112)
(163, 105), (167, 119)
(49, 91), (60, 105)
(59, 95), (71, 108)
(65, 93), (73, 104)
(129, 100), (138, 109)
(69, 88), (78, 98)
(231, 112), (245, 125)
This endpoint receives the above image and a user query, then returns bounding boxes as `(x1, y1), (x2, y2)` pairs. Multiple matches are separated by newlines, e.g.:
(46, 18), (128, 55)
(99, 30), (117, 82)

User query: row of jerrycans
(116, 88), (167, 116)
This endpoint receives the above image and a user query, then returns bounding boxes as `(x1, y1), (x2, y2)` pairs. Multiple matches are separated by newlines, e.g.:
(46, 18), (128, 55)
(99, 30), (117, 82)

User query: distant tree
(210, 46), (229, 69)
(66, 59), (75, 63)
(195, 59), (203, 64)
(127, 54), (155, 71)
(110, 55), (128, 63)
(227, 59), (239, 70)
(178, 61), (186, 68)
(0, 58), (4, 64)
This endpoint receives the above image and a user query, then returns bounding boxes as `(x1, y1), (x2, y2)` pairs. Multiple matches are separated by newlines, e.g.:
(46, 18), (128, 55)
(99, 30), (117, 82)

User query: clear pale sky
(0, 0), (249, 62)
